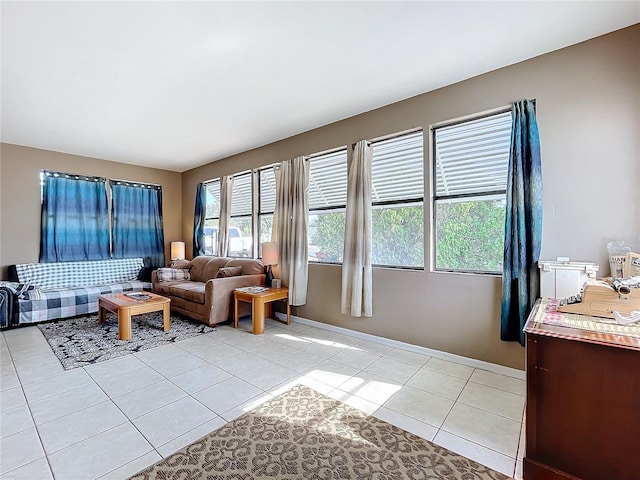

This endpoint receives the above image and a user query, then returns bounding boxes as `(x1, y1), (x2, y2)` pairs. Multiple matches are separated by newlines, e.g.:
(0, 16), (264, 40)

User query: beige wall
(0, 144), (182, 278)
(182, 25), (640, 370)
(1, 26), (637, 370)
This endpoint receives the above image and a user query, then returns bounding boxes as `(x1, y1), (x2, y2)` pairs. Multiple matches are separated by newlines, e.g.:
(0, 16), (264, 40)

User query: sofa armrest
(151, 270), (159, 285)
(204, 274), (265, 325)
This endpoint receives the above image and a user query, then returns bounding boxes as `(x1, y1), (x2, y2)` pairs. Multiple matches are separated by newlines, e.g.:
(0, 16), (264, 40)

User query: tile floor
(0, 316), (526, 479)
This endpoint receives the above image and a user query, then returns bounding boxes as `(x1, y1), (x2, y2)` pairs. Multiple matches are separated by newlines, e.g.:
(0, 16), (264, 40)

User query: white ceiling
(2, 2), (639, 172)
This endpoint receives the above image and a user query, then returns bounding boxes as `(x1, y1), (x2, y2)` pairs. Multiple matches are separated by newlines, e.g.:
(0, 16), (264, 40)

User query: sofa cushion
(170, 259), (192, 269)
(190, 257), (229, 282)
(224, 258), (265, 275)
(168, 282), (205, 304)
(216, 266), (243, 278)
(157, 268), (191, 282)
(153, 280), (183, 296)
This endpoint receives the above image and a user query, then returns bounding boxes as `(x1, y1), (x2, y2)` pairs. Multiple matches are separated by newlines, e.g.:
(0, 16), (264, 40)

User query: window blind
(259, 168), (276, 214)
(308, 149), (348, 210)
(371, 130), (424, 203)
(204, 178), (220, 218)
(230, 172), (252, 216)
(434, 111), (512, 197)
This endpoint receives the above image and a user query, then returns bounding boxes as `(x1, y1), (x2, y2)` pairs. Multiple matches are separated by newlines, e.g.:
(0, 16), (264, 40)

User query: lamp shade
(261, 242), (278, 266)
(170, 241), (186, 261)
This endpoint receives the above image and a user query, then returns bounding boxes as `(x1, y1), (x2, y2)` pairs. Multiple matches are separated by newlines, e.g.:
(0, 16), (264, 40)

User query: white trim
(275, 313), (525, 380)
(369, 126), (423, 145)
(308, 144), (348, 160)
(429, 104), (511, 130)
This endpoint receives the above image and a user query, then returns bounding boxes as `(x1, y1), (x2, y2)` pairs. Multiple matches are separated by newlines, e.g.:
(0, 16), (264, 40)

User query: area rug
(38, 311), (212, 370)
(129, 384), (509, 480)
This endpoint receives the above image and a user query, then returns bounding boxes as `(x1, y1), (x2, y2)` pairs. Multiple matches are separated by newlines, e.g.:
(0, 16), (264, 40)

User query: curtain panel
(500, 100), (543, 345)
(218, 176), (234, 257)
(273, 157), (309, 306)
(40, 172), (110, 262)
(341, 140), (373, 317)
(193, 182), (207, 257)
(111, 181), (165, 268)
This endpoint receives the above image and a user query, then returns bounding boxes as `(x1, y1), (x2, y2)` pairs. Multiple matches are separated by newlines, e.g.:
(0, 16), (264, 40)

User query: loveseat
(4, 257), (151, 327)
(152, 256), (264, 327)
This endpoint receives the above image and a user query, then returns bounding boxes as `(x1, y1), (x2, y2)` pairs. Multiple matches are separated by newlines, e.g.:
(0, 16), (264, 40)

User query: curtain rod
(109, 178), (161, 189)
(42, 170), (106, 182)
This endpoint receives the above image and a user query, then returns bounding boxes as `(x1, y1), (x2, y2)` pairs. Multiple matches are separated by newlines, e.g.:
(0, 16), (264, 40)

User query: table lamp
(261, 242), (278, 288)
(170, 241), (186, 266)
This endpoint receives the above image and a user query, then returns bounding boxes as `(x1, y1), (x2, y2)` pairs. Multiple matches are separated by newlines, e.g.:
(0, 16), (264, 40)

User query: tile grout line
(431, 366), (474, 447)
(4, 322), (524, 478)
(86, 357), (221, 477)
(3, 334), (55, 478)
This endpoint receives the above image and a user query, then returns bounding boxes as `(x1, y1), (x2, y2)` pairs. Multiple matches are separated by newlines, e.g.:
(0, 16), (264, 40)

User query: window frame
(227, 171), (253, 258)
(202, 177), (221, 256)
(369, 128), (425, 271)
(257, 164), (278, 259)
(307, 147), (349, 265)
(430, 107), (512, 276)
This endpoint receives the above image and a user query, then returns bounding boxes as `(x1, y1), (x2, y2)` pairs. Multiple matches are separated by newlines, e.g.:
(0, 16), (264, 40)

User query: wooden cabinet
(523, 301), (640, 480)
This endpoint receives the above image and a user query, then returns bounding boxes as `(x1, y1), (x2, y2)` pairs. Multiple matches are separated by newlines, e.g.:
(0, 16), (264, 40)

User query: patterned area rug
(129, 384), (509, 480)
(38, 311), (211, 370)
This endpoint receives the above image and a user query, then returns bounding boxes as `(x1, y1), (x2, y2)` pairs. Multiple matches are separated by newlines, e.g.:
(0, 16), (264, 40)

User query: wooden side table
(233, 287), (290, 334)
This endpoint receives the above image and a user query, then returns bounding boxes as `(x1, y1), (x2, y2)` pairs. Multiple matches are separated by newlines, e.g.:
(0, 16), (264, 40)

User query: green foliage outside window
(309, 205), (424, 267)
(435, 199), (505, 272)
(372, 206), (423, 267)
(208, 201), (502, 271)
(309, 212), (345, 262)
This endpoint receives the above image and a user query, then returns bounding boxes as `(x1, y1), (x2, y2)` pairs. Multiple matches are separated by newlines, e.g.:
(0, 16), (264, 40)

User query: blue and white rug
(38, 312), (212, 370)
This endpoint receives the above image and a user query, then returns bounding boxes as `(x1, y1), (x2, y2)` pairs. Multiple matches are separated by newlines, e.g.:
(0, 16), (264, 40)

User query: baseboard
(274, 312), (525, 380)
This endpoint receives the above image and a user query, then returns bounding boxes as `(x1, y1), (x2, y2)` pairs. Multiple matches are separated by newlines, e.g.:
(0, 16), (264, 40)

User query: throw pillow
(170, 259), (192, 269)
(156, 268), (191, 282)
(216, 266), (243, 278)
(137, 267), (153, 282)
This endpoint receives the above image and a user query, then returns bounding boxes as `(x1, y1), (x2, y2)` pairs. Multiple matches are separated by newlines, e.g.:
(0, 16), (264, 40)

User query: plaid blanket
(14, 258), (144, 290)
(6, 258), (152, 327)
(16, 281), (151, 324)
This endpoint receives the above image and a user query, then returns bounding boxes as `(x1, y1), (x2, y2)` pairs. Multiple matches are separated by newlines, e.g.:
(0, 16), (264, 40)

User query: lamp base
(265, 266), (273, 288)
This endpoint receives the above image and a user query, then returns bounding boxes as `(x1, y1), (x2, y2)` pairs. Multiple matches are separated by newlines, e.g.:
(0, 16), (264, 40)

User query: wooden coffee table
(233, 287), (290, 335)
(98, 292), (170, 340)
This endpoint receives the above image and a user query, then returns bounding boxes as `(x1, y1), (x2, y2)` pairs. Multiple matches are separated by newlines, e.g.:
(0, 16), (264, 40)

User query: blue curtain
(193, 182), (206, 257)
(111, 181), (165, 268)
(501, 100), (543, 345)
(40, 172), (110, 262)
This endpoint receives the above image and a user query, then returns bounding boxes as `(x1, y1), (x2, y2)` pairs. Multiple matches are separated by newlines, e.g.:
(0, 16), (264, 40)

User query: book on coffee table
(124, 292), (152, 301)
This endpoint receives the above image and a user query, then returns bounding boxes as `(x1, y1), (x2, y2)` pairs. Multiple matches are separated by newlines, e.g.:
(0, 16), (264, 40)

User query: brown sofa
(152, 256), (265, 327)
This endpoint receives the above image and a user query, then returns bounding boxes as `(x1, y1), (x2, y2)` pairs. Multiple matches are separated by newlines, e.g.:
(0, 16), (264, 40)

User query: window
(203, 178), (220, 255)
(258, 166), (276, 256)
(40, 170), (110, 262)
(308, 149), (348, 263)
(111, 180), (164, 268)
(432, 110), (512, 273)
(370, 130), (424, 268)
(229, 172), (253, 257)
(259, 152), (348, 263)
(40, 171), (165, 266)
